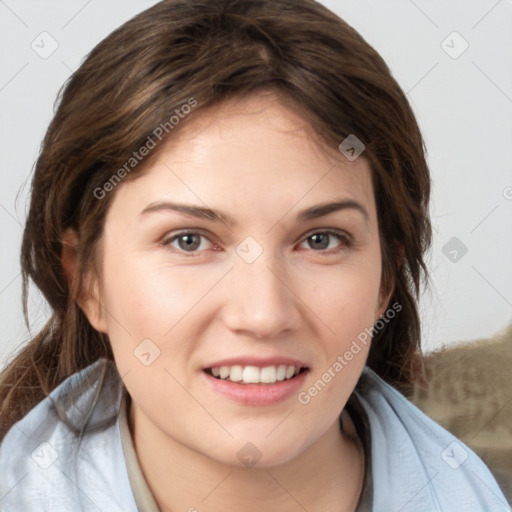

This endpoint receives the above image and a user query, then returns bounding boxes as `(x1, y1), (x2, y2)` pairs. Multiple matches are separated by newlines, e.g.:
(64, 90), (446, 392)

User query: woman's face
(85, 92), (390, 467)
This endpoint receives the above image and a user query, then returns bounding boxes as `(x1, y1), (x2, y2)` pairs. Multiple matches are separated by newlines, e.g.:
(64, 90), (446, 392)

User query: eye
(161, 229), (350, 255)
(162, 231), (215, 253)
(298, 230), (351, 252)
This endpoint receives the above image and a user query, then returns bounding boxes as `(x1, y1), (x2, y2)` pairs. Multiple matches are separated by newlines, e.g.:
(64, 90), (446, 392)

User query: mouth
(204, 364), (308, 384)
(201, 359), (310, 406)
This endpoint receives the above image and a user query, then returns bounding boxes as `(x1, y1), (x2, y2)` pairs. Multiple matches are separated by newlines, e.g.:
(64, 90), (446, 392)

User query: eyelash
(160, 229), (352, 257)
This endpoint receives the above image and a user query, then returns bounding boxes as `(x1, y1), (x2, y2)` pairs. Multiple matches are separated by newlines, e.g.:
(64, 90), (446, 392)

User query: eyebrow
(139, 199), (369, 225)
(296, 200), (369, 223)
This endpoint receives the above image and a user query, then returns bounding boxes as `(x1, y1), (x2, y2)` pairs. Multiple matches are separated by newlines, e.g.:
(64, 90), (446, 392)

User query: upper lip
(203, 356), (309, 370)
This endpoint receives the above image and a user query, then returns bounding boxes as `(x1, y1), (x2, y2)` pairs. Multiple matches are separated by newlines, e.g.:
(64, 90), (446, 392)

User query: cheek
(298, 263), (380, 412)
(301, 253), (383, 336)
(100, 251), (187, 332)
(98, 247), (229, 362)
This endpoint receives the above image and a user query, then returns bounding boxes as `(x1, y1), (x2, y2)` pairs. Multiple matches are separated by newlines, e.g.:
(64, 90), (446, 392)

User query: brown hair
(0, 0), (431, 441)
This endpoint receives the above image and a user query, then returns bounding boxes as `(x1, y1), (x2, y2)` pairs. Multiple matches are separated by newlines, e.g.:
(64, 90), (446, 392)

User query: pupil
(179, 234), (200, 251)
(310, 233), (329, 250)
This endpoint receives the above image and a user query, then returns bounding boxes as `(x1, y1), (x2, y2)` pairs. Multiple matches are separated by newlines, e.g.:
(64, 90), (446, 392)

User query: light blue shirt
(0, 358), (509, 511)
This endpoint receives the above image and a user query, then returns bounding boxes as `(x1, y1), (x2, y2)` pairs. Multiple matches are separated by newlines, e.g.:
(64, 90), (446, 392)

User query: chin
(210, 432), (310, 469)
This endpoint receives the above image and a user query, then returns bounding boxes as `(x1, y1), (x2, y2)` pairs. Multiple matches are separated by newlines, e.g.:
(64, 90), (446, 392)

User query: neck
(129, 400), (364, 512)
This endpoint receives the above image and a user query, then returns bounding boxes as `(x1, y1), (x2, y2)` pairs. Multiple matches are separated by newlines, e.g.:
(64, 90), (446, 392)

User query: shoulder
(354, 367), (510, 512)
(0, 359), (137, 512)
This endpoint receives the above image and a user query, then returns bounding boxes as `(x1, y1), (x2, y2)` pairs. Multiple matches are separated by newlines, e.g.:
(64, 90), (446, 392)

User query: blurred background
(0, 0), (510, 502)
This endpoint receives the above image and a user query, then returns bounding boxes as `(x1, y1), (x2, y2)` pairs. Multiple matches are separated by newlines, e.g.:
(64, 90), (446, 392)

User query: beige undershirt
(118, 389), (372, 512)
(119, 391), (161, 512)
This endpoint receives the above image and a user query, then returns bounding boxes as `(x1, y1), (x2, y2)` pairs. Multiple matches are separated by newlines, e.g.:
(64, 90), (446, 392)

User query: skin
(75, 91), (392, 512)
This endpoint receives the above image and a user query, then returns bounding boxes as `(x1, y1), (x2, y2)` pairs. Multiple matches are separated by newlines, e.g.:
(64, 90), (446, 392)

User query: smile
(205, 364), (306, 384)
(202, 360), (310, 406)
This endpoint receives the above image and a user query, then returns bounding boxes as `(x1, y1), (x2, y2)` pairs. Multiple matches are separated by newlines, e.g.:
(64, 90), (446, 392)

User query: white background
(1, 0), (511, 369)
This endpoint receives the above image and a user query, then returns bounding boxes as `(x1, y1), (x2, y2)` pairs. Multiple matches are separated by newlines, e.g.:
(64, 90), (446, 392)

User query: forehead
(109, 92), (376, 225)
(161, 91), (365, 175)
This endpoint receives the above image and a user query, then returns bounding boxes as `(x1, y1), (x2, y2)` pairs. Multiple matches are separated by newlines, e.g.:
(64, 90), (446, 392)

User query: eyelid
(298, 228), (352, 246)
(160, 229), (217, 253)
(161, 228), (200, 242)
(160, 227), (353, 255)
(295, 231), (352, 257)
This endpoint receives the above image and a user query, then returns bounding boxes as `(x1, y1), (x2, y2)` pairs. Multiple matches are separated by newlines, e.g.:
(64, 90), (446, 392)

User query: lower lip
(201, 370), (308, 406)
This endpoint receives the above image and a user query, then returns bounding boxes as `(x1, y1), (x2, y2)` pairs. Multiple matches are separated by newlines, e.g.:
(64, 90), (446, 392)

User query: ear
(61, 228), (79, 288)
(374, 244), (403, 320)
(61, 228), (108, 333)
(375, 284), (394, 321)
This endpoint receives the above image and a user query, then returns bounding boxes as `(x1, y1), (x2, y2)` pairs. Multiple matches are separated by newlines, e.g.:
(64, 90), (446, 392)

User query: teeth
(285, 366), (296, 379)
(260, 366), (276, 383)
(209, 364), (302, 384)
(242, 366), (260, 383)
(230, 365), (243, 382)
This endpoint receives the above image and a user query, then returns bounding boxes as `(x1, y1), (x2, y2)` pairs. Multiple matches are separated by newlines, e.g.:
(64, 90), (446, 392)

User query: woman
(0, 0), (508, 510)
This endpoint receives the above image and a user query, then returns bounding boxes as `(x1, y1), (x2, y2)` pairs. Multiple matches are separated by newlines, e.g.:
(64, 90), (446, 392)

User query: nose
(220, 255), (302, 339)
